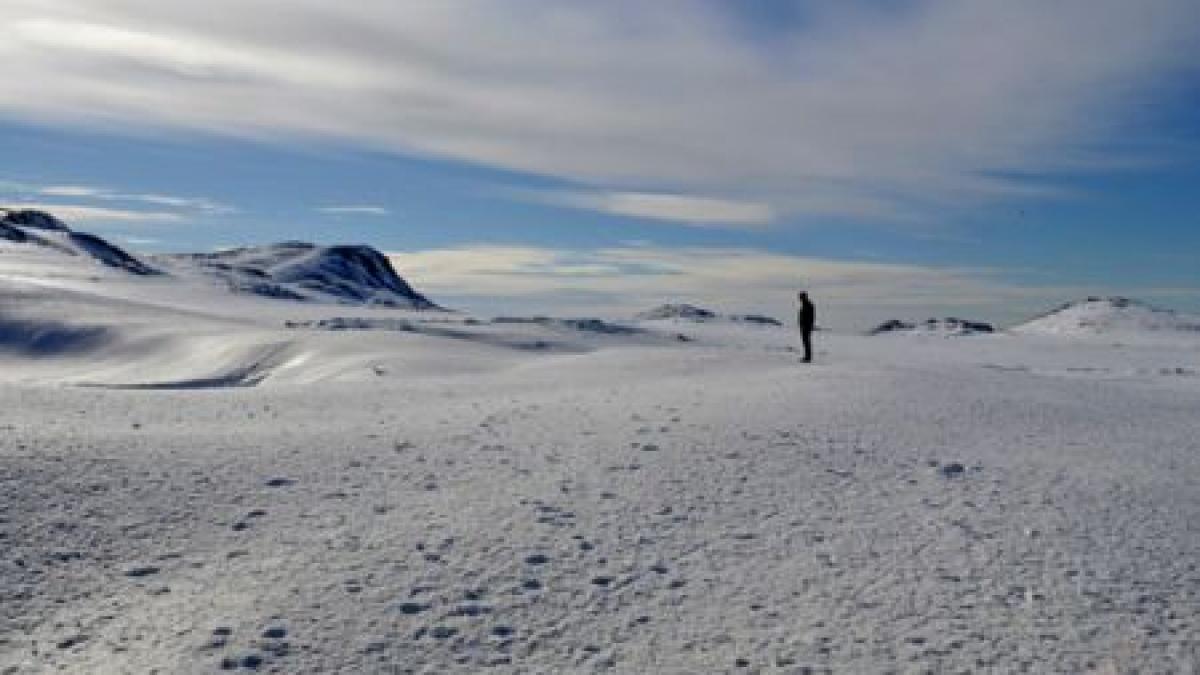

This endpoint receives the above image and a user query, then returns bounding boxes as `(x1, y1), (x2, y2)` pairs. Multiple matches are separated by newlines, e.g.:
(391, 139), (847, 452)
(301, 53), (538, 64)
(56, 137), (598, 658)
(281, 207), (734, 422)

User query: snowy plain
(2, 229), (1200, 673)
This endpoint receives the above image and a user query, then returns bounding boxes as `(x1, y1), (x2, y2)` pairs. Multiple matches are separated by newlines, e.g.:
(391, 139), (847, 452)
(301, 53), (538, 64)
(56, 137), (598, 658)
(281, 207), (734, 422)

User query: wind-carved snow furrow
(77, 343), (292, 390)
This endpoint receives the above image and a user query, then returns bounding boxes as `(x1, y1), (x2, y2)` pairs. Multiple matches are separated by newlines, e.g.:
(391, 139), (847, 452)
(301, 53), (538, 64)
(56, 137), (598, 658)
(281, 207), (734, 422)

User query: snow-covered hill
(869, 317), (994, 336)
(1, 209), (439, 309)
(1, 208), (160, 275)
(1012, 296), (1200, 338)
(158, 242), (439, 309)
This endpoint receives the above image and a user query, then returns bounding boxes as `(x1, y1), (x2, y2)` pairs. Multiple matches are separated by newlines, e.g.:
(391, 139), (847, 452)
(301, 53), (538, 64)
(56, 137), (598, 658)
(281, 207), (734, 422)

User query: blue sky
(1, 1), (1198, 327)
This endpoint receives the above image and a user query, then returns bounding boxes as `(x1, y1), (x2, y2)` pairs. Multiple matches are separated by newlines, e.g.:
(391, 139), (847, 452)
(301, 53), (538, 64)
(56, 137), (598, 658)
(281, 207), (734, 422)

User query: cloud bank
(1, 1), (1196, 226)
(387, 244), (1107, 330)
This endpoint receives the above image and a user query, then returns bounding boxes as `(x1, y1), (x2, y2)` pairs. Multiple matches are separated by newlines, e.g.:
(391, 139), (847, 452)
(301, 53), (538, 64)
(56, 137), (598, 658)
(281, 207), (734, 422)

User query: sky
(1, 0), (1198, 329)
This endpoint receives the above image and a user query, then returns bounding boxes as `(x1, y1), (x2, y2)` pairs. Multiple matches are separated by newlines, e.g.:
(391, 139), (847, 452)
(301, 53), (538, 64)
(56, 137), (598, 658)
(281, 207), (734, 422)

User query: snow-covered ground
(3, 229), (1200, 673)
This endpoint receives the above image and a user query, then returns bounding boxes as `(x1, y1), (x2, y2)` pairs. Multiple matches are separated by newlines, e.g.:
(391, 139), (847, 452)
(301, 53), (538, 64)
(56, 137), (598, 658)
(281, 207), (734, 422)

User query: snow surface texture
(2, 241), (1200, 672)
(869, 317), (995, 336)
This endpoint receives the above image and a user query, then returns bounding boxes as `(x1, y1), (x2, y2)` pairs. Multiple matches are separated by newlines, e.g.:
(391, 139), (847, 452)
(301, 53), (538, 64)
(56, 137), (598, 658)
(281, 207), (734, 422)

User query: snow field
(2, 227), (1199, 672)
(2, 328), (1199, 672)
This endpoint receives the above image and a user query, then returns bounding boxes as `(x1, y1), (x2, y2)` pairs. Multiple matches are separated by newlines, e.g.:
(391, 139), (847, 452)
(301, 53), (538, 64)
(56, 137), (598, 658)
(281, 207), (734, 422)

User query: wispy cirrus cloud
(36, 185), (107, 199)
(0, 202), (182, 223)
(317, 205), (390, 216)
(521, 190), (774, 228)
(36, 184), (231, 213)
(1, 179), (232, 225)
(0, 1), (1195, 226)
(117, 235), (162, 246)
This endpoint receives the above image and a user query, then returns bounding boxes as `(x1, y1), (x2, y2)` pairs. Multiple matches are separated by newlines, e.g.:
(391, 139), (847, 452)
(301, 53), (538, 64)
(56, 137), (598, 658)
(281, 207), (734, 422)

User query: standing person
(797, 291), (815, 363)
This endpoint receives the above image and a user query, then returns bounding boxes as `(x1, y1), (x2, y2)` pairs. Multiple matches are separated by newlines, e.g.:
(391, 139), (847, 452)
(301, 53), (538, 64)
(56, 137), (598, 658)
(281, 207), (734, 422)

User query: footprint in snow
(448, 603), (491, 617)
(123, 564), (161, 577)
(940, 463), (966, 477)
(219, 654), (260, 670)
(56, 634), (88, 650)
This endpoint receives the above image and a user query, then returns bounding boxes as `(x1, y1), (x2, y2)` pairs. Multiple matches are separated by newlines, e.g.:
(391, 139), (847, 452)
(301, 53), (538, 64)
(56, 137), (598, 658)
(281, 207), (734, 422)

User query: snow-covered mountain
(1012, 297), (1200, 338)
(636, 303), (782, 326)
(869, 317), (994, 336)
(1, 209), (439, 309)
(1, 207), (160, 275)
(158, 242), (439, 309)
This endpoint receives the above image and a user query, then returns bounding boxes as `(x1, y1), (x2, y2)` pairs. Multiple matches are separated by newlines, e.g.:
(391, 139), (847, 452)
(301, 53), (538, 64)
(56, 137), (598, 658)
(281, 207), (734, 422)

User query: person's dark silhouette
(797, 291), (815, 363)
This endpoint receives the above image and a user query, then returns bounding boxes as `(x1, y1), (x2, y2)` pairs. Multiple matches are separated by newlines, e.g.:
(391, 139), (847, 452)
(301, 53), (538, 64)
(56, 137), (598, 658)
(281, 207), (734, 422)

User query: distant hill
(869, 317), (994, 336)
(158, 243), (439, 309)
(1012, 297), (1200, 337)
(636, 303), (782, 326)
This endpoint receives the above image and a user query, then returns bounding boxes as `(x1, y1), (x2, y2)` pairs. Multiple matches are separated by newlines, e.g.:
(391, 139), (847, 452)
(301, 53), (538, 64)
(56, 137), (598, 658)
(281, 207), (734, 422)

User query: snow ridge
(0, 208), (160, 275)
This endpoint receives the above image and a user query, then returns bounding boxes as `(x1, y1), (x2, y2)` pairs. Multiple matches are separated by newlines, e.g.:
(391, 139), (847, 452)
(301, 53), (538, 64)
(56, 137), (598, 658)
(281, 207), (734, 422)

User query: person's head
(797, 291), (808, 302)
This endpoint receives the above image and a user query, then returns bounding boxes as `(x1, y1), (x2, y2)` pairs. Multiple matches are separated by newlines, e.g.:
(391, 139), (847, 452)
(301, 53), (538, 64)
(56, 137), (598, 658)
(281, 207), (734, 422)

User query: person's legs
(801, 329), (812, 362)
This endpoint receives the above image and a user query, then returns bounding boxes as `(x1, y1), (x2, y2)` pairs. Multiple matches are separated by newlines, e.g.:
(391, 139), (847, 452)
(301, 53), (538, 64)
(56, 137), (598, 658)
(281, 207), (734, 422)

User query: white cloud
(127, 193), (230, 212)
(31, 183), (230, 213)
(388, 244), (1108, 330)
(317, 205), (390, 216)
(0, 1), (1195, 224)
(528, 190), (774, 227)
(38, 185), (108, 198)
(1, 202), (182, 223)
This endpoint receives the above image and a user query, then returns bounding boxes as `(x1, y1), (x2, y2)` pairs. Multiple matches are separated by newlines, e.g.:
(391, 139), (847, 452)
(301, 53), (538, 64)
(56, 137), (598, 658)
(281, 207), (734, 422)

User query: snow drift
(0, 317), (114, 357)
